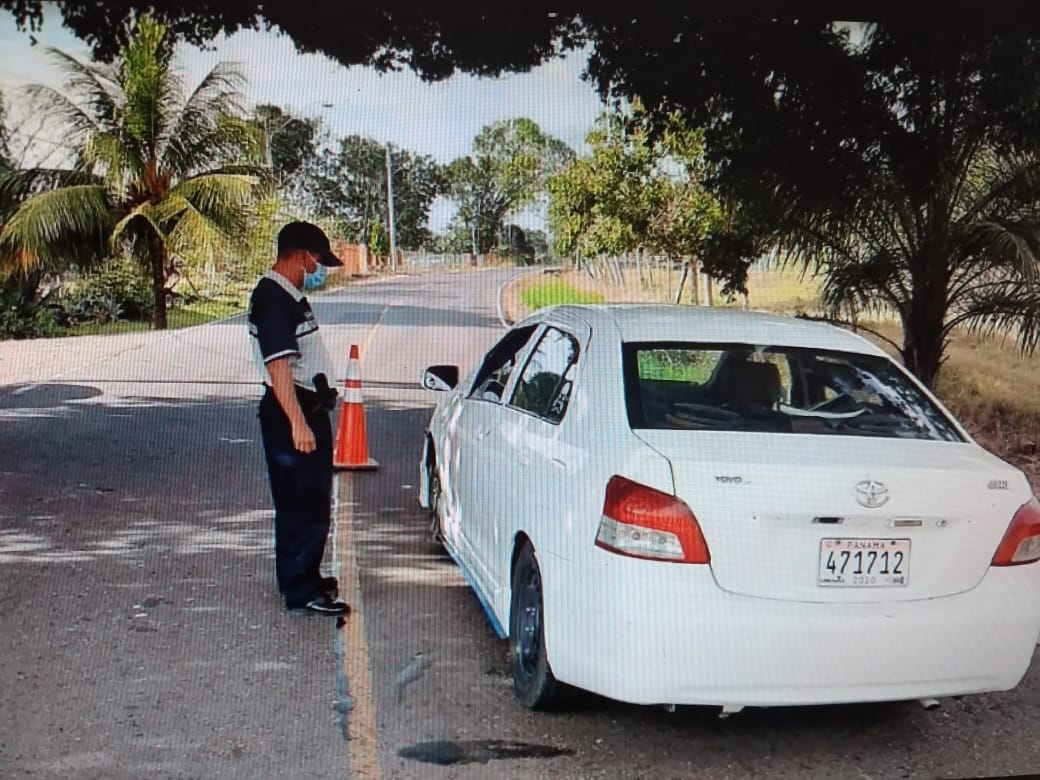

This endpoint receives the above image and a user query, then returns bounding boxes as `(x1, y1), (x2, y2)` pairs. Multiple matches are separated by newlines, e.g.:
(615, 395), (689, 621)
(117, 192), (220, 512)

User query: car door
(451, 324), (540, 596)
(492, 321), (589, 589)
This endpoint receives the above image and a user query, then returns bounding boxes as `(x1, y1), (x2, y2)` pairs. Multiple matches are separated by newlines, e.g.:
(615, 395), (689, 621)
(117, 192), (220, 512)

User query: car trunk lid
(633, 430), (1029, 603)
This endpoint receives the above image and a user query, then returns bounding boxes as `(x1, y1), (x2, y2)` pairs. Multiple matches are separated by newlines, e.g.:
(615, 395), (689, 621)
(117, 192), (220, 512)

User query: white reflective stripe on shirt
(248, 271), (334, 390)
(263, 269), (303, 301)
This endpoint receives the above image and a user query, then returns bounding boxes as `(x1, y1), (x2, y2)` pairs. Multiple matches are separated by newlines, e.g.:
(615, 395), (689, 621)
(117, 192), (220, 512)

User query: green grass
(520, 279), (605, 310)
(638, 349), (720, 383)
(66, 297), (246, 336)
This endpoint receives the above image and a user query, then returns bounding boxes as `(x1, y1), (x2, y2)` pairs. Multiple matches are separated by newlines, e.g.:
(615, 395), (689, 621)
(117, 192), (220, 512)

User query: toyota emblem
(855, 480), (890, 508)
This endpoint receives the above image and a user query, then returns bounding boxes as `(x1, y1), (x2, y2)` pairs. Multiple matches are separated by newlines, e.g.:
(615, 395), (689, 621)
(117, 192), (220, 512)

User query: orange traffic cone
(333, 344), (379, 470)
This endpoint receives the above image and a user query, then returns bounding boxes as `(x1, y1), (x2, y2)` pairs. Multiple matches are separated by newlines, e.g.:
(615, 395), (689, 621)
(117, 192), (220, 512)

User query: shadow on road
(0, 382), (103, 409)
(0, 381), (350, 779)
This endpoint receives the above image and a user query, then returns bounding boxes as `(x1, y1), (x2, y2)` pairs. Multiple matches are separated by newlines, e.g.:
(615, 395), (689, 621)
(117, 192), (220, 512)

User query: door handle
(550, 458), (567, 470)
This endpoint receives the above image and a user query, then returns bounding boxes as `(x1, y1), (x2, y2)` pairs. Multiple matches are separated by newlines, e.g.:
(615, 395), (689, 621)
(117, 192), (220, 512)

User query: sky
(0, 11), (608, 233)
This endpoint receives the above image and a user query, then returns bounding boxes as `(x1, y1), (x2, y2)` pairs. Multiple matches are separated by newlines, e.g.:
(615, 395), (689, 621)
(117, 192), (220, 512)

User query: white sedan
(418, 303), (1040, 713)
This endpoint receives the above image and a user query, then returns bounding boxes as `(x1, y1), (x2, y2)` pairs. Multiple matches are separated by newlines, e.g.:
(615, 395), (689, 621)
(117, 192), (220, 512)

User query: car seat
(725, 360), (783, 410)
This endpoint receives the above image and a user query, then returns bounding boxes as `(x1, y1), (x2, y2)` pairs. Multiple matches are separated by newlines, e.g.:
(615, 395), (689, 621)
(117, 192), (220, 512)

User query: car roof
(523, 303), (888, 357)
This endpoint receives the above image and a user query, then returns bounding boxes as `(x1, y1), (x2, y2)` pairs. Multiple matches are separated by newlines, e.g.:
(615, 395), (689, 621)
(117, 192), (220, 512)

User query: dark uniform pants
(258, 387), (333, 609)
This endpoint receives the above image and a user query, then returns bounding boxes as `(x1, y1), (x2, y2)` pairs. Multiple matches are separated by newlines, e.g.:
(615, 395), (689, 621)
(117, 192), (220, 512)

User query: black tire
(510, 544), (558, 710)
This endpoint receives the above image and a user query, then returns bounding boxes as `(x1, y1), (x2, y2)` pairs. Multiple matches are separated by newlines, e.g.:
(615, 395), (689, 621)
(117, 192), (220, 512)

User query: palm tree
(0, 14), (265, 329)
(779, 142), (1040, 389)
(0, 93), (110, 313)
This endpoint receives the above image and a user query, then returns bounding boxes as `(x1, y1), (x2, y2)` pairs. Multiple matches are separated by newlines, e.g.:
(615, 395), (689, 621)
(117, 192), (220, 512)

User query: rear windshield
(622, 342), (964, 441)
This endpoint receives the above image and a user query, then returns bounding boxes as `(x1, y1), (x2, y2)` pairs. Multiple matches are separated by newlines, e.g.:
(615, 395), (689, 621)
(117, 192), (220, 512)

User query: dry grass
(506, 264), (1040, 490)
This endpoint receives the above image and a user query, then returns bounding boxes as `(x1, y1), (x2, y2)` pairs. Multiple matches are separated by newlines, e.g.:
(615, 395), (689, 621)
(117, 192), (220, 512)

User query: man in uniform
(248, 221), (349, 616)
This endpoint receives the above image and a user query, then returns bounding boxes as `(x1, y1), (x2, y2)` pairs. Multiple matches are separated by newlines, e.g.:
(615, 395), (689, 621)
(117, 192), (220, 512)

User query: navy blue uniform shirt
(248, 270), (334, 390)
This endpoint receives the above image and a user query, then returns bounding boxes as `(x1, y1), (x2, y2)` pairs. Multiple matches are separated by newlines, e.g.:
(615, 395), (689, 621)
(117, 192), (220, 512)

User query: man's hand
(291, 419), (317, 453)
(268, 358), (316, 453)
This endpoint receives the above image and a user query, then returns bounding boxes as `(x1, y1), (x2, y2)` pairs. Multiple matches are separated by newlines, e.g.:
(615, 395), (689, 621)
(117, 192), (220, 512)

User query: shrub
(0, 281), (63, 339)
(62, 257), (153, 323)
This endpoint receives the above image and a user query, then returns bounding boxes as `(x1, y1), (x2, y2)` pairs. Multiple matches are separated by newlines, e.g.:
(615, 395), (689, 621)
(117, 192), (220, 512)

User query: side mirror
(422, 365), (459, 391)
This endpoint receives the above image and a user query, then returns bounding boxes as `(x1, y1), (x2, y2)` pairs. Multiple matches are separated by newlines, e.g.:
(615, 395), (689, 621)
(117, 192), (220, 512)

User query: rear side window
(511, 327), (580, 423)
(623, 342), (963, 441)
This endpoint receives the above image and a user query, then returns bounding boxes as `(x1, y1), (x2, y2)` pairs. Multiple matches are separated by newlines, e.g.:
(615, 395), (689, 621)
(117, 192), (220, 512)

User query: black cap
(277, 221), (343, 267)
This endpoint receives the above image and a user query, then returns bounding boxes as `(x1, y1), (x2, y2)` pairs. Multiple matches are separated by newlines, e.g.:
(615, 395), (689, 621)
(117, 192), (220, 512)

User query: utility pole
(263, 115), (273, 169)
(385, 142), (397, 272)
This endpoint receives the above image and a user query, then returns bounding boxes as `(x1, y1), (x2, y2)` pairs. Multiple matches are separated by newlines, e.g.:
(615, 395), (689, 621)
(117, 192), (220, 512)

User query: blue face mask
(303, 262), (326, 291)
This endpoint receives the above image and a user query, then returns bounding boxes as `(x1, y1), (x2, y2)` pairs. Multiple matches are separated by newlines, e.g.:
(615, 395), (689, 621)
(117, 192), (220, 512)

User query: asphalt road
(2, 267), (1039, 780)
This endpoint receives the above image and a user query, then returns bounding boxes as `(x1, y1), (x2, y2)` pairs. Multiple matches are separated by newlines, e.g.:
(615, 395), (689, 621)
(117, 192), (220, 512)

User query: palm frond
(0, 184), (111, 274)
(82, 131), (141, 193)
(948, 279), (1040, 353)
(118, 38), (181, 174)
(817, 245), (908, 317)
(163, 197), (235, 262)
(20, 84), (101, 147)
(161, 172), (261, 236)
(956, 151), (1040, 226)
(111, 202), (162, 250)
(42, 47), (119, 129)
(161, 114), (261, 179)
(952, 219), (1040, 282)
(0, 167), (100, 203)
(160, 62), (249, 172)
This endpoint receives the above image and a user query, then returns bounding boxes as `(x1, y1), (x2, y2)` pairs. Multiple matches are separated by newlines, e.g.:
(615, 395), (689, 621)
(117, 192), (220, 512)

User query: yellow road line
(337, 475), (382, 778)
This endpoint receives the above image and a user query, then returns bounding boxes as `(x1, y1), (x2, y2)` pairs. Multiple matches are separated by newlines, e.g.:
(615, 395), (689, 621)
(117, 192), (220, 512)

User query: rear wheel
(510, 544), (558, 709)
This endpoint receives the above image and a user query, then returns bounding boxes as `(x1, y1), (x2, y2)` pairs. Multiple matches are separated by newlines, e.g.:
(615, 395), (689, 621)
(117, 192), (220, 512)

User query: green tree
(548, 107), (720, 279)
(584, 20), (1040, 387)
(647, 119), (721, 263)
(524, 228), (549, 260)
(238, 195), (285, 282)
(367, 219), (389, 259)
(252, 104), (319, 184)
(447, 118), (573, 254)
(432, 226), (471, 254)
(0, 14), (264, 329)
(305, 136), (443, 250)
(0, 91), (113, 310)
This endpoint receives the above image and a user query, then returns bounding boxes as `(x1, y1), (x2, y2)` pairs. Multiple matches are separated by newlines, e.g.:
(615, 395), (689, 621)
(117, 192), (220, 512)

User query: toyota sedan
(418, 303), (1040, 713)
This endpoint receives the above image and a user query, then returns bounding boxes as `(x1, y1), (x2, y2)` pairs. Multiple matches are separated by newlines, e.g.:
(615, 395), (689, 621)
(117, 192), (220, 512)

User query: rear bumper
(544, 551), (1040, 707)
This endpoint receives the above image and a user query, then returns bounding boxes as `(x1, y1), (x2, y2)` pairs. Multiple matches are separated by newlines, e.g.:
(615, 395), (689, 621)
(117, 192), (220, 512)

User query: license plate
(819, 538), (910, 587)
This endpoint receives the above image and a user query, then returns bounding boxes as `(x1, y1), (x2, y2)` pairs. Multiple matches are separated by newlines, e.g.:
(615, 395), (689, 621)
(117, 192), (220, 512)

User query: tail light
(992, 498), (1040, 566)
(595, 475), (710, 564)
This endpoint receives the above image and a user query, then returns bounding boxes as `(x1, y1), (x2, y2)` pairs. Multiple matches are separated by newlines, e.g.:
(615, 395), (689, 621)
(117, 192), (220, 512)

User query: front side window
(623, 342), (963, 441)
(469, 325), (538, 403)
(511, 327), (580, 423)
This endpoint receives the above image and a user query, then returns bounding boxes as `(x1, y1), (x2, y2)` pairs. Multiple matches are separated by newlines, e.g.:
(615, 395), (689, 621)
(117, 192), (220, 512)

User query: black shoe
(321, 576), (339, 596)
(289, 594), (350, 616)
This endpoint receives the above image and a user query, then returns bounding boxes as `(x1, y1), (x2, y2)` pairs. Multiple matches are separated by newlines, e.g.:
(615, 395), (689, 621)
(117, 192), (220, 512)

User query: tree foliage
(548, 106), (721, 272)
(300, 136), (442, 250)
(7, 3), (1035, 81)
(0, 14), (265, 329)
(580, 20), (1040, 386)
(367, 218), (389, 258)
(447, 118), (573, 254)
(0, 2), (589, 79)
(252, 103), (319, 182)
